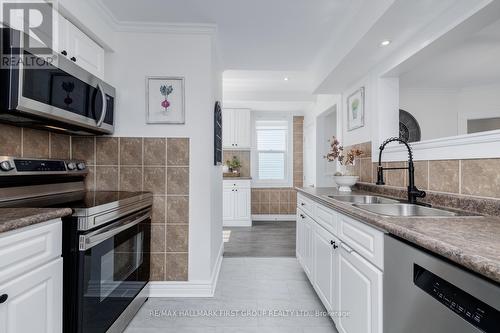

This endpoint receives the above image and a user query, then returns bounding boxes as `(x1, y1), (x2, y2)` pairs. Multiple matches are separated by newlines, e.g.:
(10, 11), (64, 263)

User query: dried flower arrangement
(324, 136), (363, 168)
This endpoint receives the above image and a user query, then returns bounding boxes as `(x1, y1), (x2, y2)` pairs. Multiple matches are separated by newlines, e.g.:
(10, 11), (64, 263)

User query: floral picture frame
(347, 87), (365, 131)
(146, 76), (185, 124)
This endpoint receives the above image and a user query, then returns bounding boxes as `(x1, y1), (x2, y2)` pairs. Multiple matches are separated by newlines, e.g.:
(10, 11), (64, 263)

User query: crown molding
(93, 0), (217, 35)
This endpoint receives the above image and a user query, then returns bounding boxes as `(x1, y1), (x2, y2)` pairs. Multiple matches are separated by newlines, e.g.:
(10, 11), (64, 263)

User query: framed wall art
(146, 76), (185, 124)
(347, 87), (365, 131)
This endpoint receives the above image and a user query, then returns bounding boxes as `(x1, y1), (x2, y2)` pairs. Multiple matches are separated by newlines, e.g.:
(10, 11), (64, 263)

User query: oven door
(75, 209), (151, 333)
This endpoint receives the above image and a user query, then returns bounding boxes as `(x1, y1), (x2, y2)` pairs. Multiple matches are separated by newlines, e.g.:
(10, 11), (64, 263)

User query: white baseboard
(252, 214), (296, 221)
(148, 242), (224, 298)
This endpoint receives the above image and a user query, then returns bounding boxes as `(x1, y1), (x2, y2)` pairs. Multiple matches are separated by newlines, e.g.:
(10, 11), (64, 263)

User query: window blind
(256, 120), (288, 181)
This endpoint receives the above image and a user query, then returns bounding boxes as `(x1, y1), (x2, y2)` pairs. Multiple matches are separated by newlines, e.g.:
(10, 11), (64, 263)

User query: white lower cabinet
(223, 180), (251, 226)
(0, 219), (63, 333)
(0, 258), (63, 333)
(336, 243), (382, 333)
(312, 223), (339, 311)
(296, 194), (383, 333)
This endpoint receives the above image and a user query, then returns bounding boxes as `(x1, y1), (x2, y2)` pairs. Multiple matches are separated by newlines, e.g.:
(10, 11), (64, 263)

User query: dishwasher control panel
(413, 264), (500, 332)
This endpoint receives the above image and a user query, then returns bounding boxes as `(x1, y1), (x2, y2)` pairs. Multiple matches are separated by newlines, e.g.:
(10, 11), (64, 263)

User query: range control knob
(0, 160), (14, 171)
(77, 162), (86, 171)
(67, 162), (77, 171)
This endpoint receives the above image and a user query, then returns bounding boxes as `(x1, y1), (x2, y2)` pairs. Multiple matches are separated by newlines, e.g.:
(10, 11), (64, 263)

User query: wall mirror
(380, 1), (500, 161)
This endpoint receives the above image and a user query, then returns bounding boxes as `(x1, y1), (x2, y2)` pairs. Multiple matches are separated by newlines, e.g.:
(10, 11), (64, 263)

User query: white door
(313, 224), (339, 311)
(336, 243), (383, 333)
(67, 21), (105, 79)
(0, 258), (63, 333)
(222, 188), (234, 220)
(303, 122), (315, 187)
(234, 188), (250, 219)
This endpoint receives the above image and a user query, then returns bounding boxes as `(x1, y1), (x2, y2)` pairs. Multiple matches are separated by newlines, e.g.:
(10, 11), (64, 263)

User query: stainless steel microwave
(0, 28), (115, 135)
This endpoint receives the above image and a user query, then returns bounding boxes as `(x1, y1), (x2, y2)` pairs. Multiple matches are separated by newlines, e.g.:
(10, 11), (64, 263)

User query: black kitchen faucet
(376, 137), (426, 204)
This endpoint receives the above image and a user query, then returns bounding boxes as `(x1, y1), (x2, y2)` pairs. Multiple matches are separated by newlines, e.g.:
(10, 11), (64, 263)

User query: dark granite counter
(296, 187), (500, 284)
(0, 208), (73, 234)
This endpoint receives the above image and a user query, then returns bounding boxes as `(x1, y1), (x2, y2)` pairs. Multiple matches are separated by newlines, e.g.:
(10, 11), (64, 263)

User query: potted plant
(226, 156), (242, 175)
(324, 136), (363, 192)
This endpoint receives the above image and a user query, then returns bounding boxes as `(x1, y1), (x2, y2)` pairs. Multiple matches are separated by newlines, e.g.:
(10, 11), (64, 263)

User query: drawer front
(223, 180), (251, 189)
(314, 203), (338, 236)
(0, 219), (62, 285)
(339, 214), (384, 270)
(297, 193), (314, 217)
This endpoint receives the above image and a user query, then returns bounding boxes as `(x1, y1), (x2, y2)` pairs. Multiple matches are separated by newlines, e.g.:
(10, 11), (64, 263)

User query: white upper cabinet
(223, 109), (251, 149)
(57, 15), (105, 79)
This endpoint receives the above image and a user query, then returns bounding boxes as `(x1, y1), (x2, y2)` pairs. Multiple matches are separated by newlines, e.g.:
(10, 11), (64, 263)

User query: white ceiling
(99, 0), (365, 71)
(400, 17), (500, 89)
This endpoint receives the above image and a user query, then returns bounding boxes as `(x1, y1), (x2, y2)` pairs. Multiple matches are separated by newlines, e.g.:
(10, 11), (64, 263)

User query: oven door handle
(79, 209), (151, 251)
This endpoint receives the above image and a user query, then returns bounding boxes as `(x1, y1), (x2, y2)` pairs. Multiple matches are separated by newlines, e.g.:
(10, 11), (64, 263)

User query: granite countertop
(0, 208), (73, 234)
(296, 187), (500, 284)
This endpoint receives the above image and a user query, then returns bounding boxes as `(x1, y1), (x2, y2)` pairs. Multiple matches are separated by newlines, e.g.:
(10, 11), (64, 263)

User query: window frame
(251, 112), (293, 188)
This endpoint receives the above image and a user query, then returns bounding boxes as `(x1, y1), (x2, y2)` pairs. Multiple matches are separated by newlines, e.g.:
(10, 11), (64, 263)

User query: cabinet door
(234, 109), (251, 149)
(336, 244), (382, 333)
(66, 21), (105, 79)
(296, 211), (304, 261)
(313, 224), (339, 311)
(302, 214), (313, 278)
(222, 109), (234, 148)
(0, 258), (63, 333)
(223, 188), (235, 220)
(234, 188), (250, 220)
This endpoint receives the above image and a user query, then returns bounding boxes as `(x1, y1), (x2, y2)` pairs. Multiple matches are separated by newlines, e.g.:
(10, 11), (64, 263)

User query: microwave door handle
(79, 210), (151, 251)
(96, 83), (107, 127)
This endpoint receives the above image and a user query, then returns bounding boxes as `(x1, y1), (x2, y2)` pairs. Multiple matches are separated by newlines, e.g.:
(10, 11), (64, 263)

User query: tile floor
(223, 222), (296, 257)
(125, 258), (338, 332)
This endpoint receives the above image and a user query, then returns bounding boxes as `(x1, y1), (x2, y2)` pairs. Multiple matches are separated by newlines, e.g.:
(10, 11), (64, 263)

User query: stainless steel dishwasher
(384, 235), (500, 333)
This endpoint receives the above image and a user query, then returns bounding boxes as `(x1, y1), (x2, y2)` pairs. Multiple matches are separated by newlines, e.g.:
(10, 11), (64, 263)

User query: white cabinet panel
(0, 220), (61, 285)
(234, 188), (251, 220)
(223, 188), (234, 220)
(313, 223), (340, 311)
(0, 258), (63, 333)
(223, 109), (251, 149)
(336, 243), (382, 333)
(223, 180), (251, 226)
(339, 214), (384, 270)
(57, 15), (105, 79)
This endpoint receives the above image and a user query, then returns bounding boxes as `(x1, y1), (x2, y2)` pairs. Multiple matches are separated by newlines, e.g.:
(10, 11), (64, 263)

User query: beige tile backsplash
(349, 141), (500, 200)
(0, 123), (190, 282)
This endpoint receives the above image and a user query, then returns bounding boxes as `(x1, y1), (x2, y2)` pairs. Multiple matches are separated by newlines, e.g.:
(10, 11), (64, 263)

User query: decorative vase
(222, 165), (229, 173)
(333, 175), (359, 192)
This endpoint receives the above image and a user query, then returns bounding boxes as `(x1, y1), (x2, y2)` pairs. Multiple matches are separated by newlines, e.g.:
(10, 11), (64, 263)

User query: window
(253, 118), (291, 186)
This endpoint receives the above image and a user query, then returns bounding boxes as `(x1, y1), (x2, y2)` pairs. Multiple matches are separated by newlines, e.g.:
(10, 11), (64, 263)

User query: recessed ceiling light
(380, 40), (391, 47)
(284, 77), (289, 81)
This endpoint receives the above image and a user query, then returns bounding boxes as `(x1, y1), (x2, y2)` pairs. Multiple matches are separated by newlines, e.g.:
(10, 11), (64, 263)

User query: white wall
(341, 76), (373, 146)
(105, 30), (222, 282)
(303, 94), (341, 187)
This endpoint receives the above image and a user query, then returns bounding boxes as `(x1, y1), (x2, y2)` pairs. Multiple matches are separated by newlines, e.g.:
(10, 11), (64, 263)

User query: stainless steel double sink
(324, 194), (458, 217)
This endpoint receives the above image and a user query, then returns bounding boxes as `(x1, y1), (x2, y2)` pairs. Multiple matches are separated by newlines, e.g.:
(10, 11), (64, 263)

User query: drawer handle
(340, 242), (353, 254)
(0, 294), (8, 304)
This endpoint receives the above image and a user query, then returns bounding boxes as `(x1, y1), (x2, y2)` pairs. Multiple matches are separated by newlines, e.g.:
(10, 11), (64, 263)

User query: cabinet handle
(300, 214), (305, 219)
(330, 240), (339, 249)
(301, 203), (305, 206)
(70, 56), (77, 62)
(61, 50), (67, 56)
(0, 294), (8, 304)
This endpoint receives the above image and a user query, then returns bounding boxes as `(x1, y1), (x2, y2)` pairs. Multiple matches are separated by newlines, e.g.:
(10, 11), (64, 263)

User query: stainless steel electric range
(0, 156), (153, 333)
